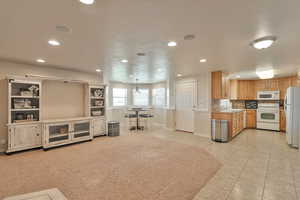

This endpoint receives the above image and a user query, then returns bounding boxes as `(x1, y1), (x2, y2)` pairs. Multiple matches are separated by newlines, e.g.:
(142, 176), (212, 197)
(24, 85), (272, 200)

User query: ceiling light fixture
(236, 75), (241, 78)
(36, 59), (46, 63)
(251, 36), (277, 50)
(96, 69), (102, 72)
(48, 39), (61, 46)
(168, 41), (177, 47)
(121, 59), (128, 63)
(200, 59), (207, 63)
(79, 0), (95, 5)
(256, 69), (274, 79)
(177, 74), (182, 77)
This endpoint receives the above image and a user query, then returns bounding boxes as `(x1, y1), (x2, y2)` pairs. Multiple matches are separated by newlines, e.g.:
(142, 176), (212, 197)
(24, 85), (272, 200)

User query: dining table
(127, 107), (152, 131)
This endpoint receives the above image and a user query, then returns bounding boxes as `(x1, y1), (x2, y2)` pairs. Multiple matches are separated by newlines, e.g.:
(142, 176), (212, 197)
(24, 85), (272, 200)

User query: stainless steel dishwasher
(211, 119), (229, 142)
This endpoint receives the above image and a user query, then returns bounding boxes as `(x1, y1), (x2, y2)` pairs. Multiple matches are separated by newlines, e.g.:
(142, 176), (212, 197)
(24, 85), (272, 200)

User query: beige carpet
(0, 135), (221, 200)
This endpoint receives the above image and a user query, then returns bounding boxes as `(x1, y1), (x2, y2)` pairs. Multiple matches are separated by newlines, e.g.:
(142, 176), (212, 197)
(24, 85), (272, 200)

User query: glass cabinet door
(73, 122), (90, 139)
(48, 124), (70, 143)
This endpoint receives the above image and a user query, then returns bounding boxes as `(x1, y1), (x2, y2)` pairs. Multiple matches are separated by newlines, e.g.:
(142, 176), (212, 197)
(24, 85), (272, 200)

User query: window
(112, 88), (127, 106)
(152, 88), (166, 107)
(133, 89), (149, 106)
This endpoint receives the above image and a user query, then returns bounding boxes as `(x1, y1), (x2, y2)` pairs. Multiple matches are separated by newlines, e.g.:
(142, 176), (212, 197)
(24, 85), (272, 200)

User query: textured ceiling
(1, 0), (300, 83)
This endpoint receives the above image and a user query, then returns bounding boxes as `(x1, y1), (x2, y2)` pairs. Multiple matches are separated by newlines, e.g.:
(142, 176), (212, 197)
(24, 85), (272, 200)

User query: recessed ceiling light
(200, 59), (207, 63)
(256, 69), (274, 79)
(177, 74), (182, 77)
(79, 0), (94, 5)
(121, 59), (128, 63)
(36, 59), (46, 63)
(96, 69), (102, 72)
(251, 36), (277, 50)
(48, 39), (61, 46)
(168, 41), (177, 47)
(137, 53), (146, 56)
(184, 34), (196, 40)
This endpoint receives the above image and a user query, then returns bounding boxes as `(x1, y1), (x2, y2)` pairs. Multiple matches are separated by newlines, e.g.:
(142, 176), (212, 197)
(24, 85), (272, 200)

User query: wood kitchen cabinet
(280, 109), (286, 132)
(230, 80), (256, 100)
(212, 71), (230, 99)
(246, 110), (256, 128)
(211, 111), (245, 140)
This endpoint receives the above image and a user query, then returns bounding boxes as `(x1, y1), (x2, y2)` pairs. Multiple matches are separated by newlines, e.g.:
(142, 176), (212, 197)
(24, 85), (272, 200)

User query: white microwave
(257, 91), (280, 100)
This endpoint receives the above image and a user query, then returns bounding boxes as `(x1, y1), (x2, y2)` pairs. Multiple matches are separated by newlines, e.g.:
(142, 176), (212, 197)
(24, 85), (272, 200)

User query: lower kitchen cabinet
(7, 123), (42, 153)
(280, 109), (286, 132)
(212, 110), (245, 140)
(246, 110), (256, 128)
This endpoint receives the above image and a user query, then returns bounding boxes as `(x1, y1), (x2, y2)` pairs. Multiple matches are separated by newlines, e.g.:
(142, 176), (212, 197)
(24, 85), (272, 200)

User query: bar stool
(124, 113), (137, 131)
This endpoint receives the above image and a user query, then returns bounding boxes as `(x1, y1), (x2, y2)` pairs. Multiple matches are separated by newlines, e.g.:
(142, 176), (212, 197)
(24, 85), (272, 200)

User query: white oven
(257, 103), (280, 131)
(257, 91), (280, 100)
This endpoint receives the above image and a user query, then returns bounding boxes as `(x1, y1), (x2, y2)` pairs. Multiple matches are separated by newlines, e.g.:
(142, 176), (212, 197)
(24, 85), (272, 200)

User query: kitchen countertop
(212, 109), (244, 113)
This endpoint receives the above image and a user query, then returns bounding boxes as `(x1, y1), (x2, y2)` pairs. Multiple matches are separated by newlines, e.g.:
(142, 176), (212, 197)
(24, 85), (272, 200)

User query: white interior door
(175, 81), (196, 132)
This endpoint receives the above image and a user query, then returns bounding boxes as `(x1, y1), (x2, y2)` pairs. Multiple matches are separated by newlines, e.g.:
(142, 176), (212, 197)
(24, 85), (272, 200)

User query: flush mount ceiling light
(79, 0), (94, 5)
(36, 59), (46, 63)
(96, 69), (102, 72)
(177, 74), (182, 77)
(168, 41), (177, 47)
(236, 75), (241, 78)
(256, 69), (274, 79)
(251, 36), (277, 50)
(121, 59), (128, 63)
(200, 59), (207, 63)
(48, 39), (61, 46)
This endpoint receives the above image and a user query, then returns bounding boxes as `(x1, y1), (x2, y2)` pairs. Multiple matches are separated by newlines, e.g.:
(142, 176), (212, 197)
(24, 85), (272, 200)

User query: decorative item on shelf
(28, 85), (39, 97)
(20, 89), (33, 97)
(24, 99), (32, 108)
(14, 99), (25, 109)
(94, 100), (103, 106)
(92, 110), (102, 116)
(94, 89), (102, 97)
(60, 127), (68, 134)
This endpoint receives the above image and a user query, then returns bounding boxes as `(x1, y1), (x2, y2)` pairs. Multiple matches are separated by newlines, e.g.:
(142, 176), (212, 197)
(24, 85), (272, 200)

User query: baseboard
(153, 122), (165, 127)
(193, 132), (211, 138)
(164, 126), (175, 131)
(0, 147), (6, 153)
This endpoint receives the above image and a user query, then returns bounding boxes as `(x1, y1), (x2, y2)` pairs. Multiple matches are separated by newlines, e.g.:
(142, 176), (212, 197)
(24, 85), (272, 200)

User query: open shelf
(11, 96), (40, 99)
(11, 108), (40, 112)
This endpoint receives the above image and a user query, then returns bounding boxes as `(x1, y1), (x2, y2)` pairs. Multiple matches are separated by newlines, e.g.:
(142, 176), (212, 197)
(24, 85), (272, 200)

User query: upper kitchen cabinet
(230, 80), (255, 100)
(212, 71), (230, 99)
(255, 76), (297, 100)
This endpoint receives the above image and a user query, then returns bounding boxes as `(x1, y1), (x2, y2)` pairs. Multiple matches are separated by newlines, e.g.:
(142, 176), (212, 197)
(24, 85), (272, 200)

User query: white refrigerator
(285, 87), (300, 148)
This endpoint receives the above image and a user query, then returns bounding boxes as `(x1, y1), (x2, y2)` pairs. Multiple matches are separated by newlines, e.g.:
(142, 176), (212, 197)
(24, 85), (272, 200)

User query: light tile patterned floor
(137, 128), (300, 200)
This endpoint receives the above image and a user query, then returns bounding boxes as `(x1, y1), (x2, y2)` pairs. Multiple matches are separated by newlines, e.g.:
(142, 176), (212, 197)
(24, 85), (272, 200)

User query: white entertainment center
(7, 77), (106, 153)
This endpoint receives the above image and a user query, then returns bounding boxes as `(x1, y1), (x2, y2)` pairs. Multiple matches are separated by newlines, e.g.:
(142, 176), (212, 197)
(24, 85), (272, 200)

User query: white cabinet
(43, 118), (93, 149)
(93, 118), (106, 136)
(7, 124), (42, 153)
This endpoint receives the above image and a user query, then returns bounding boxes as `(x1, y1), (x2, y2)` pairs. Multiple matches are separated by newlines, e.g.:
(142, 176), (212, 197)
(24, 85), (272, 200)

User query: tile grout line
(290, 156), (299, 200)
(224, 157), (250, 200)
(260, 147), (272, 200)
(261, 133), (274, 200)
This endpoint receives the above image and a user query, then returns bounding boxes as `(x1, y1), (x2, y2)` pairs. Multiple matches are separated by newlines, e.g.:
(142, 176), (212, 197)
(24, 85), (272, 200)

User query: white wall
(106, 81), (167, 128)
(0, 60), (102, 152)
(174, 72), (211, 137)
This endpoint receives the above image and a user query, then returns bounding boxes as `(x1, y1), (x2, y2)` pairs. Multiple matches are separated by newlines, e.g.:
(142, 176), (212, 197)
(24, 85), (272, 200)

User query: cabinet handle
(37, 133), (40, 136)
